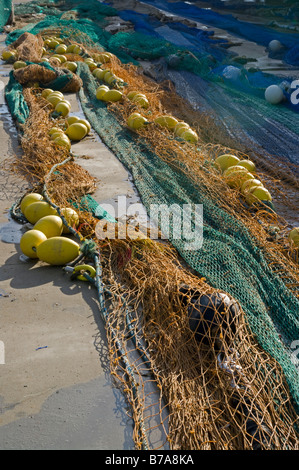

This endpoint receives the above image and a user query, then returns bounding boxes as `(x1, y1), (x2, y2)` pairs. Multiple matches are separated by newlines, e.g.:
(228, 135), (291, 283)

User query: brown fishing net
(13, 63), (83, 93)
(100, 237), (299, 450)
(11, 32), (44, 63)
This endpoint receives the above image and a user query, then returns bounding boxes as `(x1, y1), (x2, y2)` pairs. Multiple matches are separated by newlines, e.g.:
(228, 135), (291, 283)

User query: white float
(265, 85), (284, 105)
(268, 39), (282, 53)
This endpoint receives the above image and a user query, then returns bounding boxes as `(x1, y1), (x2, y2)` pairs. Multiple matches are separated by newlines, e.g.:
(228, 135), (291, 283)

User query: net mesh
(100, 237), (299, 450)
(3, 0), (299, 450)
(0, 0), (12, 30)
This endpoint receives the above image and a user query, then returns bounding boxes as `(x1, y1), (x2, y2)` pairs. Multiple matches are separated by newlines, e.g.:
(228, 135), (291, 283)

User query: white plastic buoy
(222, 65), (241, 81)
(268, 39), (282, 53)
(265, 85), (284, 105)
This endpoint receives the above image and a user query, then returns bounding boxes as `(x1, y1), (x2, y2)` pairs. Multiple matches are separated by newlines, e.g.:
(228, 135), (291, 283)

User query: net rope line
(3, 16), (299, 449)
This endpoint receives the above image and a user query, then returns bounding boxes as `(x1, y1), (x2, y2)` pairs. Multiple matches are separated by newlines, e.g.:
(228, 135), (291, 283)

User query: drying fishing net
(3, 0), (299, 450)
(100, 237), (299, 450)
(0, 0), (12, 31)
(138, 0), (299, 65)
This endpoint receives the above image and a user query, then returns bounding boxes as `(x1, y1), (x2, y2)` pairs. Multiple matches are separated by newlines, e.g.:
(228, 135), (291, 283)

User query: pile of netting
(3, 0), (299, 450)
(101, 237), (299, 450)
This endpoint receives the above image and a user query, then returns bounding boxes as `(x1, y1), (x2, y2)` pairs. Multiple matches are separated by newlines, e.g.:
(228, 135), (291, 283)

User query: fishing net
(100, 237), (299, 450)
(0, 0), (12, 31)
(3, 0), (299, 450)
(139, 0), (299, 65)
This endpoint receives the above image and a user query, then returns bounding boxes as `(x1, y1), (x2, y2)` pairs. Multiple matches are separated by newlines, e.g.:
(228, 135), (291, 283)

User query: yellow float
(20, 229), (47, 259)
(37, 237), (80, 265)
(24, 201), (57, 224)
(214, 154), (240, 173)
(60, 207), (80, 233)
(65, 123), (88, 141)
(20, 193), (43, 214)
(34, 215), (63, 238)
(154, 115), (178, 130)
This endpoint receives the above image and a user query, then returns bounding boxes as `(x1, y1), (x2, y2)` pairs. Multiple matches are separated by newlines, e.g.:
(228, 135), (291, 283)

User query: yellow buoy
(174, 122), (190, 137)
(72, 45), (82, 55)
(24, 201), (57, 224)
(96, 85), (109, 100)
(154, 115), (178, 130)
(214, 154), (240, 173)
(127, 112), (142, 126)
(245, 186), (272, 205)
(55, 44), (67, 54)
(66, 44), (76, 53)
(55, 101), (70, 117)
(50, 131), (65, 141)
(289, 227), (299, 247)
(64, 61), (77, 72)
(127, 91), (140, 100)
(132, 94), (149, 108)
(54, 135), (71, 150)
(224, 171), (254, 189)
(34, 215), (63, 238)
(97, 52), (112, 63)
(180, 129), (198, 143)
(73, 264), (96, 281)
(13, 60), (27, 70)
(238, 160), (256, 173)
(47, 94), (63, 107)
(41, 88), (54, 98)
(101, 90), (123, 102)
(67, 116), (80, 126)
(105, 73), (118, 85)
(77, 119), (91, 134)
(37, 237), (80, 265)
(20, 229), (47, 259)
(2, 50), (16, 61)
(128, 115), (148, 130)
(94, 68), (110, 80)
(49, 39), (60, 49)
(60, 207), (80, 233)
(223, 165), (249, 178)
(241, 179), (263, 194)
(65, 123), (88, 141)
(20, 193), (44, 215)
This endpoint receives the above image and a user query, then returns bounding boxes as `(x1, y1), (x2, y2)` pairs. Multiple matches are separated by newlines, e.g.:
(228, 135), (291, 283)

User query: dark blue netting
(116, 6), (299, 115)
(139, 0), (299, 65)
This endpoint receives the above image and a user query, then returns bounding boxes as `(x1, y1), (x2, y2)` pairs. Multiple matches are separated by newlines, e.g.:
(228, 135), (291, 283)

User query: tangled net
(6, 27), (299, 450)
(100, 238), (299, 450)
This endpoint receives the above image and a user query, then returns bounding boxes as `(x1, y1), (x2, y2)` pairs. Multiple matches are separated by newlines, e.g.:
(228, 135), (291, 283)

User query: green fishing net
(0, 0), (12, 30)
